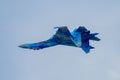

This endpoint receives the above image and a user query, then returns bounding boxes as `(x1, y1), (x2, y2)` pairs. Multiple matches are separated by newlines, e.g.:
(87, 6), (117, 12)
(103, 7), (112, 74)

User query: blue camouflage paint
(19, 26), (100, 53)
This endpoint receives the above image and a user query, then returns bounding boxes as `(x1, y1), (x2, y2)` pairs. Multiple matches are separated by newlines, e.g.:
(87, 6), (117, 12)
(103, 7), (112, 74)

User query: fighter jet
(19, 26), (100, 53)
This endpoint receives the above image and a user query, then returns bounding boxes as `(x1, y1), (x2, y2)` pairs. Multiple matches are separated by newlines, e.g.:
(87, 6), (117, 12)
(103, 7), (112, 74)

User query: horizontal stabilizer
(81, 46), (90, 53)
(90, 33), (100, 41)
(90, 36), (100, 41)
(81, 39), (90, 53)
(81, 45), (94, 53)
(89, 45), (95, 49)
(91, 33), (99, 35)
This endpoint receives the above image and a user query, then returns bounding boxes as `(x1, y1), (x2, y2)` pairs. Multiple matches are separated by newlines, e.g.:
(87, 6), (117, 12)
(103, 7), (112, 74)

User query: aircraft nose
(18, 44), (30, 49)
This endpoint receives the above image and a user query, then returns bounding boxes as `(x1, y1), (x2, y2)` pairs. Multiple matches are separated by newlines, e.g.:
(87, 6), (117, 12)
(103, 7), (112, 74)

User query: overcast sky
(1, 0), (120, 80)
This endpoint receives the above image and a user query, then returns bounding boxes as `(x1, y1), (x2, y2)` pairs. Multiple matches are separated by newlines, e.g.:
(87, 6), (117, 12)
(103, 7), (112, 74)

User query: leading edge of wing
(54, 26), (72, 37)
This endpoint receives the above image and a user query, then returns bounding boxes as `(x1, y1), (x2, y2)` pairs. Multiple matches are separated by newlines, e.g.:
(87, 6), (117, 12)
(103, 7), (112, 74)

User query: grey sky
(0, 0), (120, 80)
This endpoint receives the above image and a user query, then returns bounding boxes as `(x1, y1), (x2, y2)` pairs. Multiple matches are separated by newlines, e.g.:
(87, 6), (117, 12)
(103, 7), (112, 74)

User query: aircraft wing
(54, 26), (72, 37)
(53, 26), (75, 46)
(19, 26), (75, 50)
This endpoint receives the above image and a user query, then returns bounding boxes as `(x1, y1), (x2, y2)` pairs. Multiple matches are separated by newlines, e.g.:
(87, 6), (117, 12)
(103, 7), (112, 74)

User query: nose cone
(18, 44), (30, 49)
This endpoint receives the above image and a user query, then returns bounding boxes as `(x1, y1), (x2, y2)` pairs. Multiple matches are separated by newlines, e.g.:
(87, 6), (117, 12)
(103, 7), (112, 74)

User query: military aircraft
(19, 26), (100, 53)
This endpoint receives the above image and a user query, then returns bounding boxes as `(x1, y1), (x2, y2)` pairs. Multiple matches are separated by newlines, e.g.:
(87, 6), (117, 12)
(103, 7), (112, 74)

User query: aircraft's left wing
(54, 26), (72, 37)
(53, 26), (75, 46)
